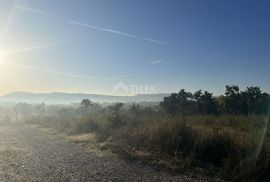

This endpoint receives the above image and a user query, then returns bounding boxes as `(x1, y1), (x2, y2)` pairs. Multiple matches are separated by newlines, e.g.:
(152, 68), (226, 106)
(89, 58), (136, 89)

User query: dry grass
(23, 107), (270, 181)
(67, 133), (96, 144)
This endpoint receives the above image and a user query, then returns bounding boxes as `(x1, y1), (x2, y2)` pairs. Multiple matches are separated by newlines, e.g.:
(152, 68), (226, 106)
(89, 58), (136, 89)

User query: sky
(0, 0), (270, 96)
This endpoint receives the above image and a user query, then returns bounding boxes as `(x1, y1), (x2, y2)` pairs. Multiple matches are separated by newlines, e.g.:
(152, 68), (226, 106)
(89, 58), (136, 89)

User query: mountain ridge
(0, 92), (170, 103)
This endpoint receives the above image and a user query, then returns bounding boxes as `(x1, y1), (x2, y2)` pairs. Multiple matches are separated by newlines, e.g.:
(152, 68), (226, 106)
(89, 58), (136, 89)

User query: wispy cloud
(6, 3), (171, 46)
(148, 59), (164, 65)
(67, 20), (171, 46)
(0, 42), (133, 81)
(0, 42), (60, 56)
(1, 62), (124, 81)
(115, 72), (138, 79)
(15, 4), (50, 15)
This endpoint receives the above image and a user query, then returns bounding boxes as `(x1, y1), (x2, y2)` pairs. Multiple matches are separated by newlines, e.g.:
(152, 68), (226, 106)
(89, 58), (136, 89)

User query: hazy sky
(0, 0), (270, 96)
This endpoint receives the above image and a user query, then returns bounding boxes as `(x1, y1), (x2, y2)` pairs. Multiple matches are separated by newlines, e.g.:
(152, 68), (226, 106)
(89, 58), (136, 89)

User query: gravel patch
(0, 123), (222, 182)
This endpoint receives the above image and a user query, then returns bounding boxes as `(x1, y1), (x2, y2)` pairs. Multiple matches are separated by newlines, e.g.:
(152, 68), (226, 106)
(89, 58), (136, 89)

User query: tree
(193, 90), (202, 113)
(177, 89), (195, 116)
(200, 91), (218, 114)
(256, 92), (270, 114)
(80, 99), (92, 108)
(161, 85), (269, 116)
(109, 103), (124, 113)
(129, 103), (141, 115)
(160, 93), (179, 116)
(193, 90), (218, 114)
(245, 87), (262, 114)
(108, 103), (124, 128)
(160, 89), (195, 116)
(224, 85), (242, 114)
(240, 87), (270, 115)
(225, 85), (240, 96)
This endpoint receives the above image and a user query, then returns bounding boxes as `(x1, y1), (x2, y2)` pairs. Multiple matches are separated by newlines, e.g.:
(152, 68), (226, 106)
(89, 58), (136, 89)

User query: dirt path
(0, 123), (214, 182)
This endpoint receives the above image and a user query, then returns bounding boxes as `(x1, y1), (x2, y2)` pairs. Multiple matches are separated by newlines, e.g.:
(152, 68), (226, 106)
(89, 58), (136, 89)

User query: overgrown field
(2, 85), (270, 181)
(15, 104), (269, 181)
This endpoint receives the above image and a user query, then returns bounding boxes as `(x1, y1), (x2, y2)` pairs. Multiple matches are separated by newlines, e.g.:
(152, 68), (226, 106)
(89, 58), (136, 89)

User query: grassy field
(19, 103), (270, 181)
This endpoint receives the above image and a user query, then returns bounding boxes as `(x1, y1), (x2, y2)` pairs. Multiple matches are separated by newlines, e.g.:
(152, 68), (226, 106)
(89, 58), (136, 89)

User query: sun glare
(0, 52), (4, 63)
(0, 52), (3, 62)
(0, 47), (7, 62)
(0, 51), (6, 69)
(0, 46), (4, 62)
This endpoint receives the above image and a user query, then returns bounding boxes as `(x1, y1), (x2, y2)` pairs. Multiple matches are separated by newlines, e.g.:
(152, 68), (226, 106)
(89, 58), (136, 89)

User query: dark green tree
(161, 89), (195, 116)
(80, 99), (92, 108)
(194, 90), (203, 113)
(193, 90), (218, 114)
(200, 91), (218, 114)
(224, 85), (242, 114)
(245, 86), (262, 114)
(160, 93), (179, 116)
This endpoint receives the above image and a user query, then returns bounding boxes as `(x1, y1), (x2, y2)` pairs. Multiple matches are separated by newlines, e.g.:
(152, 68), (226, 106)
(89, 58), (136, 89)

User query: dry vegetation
(2, 86), (270, 181)
(16, 104), (269, 181)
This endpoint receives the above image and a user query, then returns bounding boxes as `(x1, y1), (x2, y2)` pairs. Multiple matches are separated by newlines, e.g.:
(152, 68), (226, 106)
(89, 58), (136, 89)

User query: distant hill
(0, 92), (170, 104)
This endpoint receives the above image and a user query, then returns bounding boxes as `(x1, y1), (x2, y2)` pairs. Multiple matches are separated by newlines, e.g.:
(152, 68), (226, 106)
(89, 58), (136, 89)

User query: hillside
(0, 92), (169, 103)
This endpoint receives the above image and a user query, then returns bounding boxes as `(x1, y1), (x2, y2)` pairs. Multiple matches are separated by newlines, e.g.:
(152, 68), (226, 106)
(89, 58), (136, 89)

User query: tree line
(160, 85), (270, 116)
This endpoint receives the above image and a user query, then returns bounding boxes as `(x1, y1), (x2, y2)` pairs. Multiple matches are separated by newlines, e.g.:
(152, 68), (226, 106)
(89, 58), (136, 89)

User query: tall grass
(21, 104), (270, 181)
